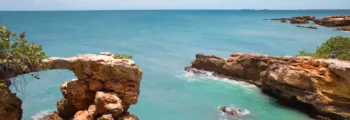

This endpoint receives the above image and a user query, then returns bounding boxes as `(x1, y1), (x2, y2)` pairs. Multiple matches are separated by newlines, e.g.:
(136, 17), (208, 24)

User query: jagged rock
(57, 98), (77, 118)
(336, 26), (350, 32)
(186, 53), (350, 120)
(73, 110), (94, 120)
(88, 80), (103, 91)
(0, 92), (22, 120)
(0, 80), (22, 120)
(94, 91), (124, 117)
(97, 114), (114, 120)
(42, 111), (63, 120)
(314, 15), (350, 27)
(60, 81), (68, 98)
(290, 18), (309, 24)
(66, 79), (95, 110)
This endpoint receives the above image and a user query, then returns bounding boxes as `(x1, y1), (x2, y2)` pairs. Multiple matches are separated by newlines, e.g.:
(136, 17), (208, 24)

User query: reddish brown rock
(186, 53), (350, 120)
(336, 26), (350, 32)
(290, 18), (309, 24)
(44, 53), (143, 120)
(57, 98), (77, 118)
(66, 79), (95, 110)
(88, 80), (103, 91)
(0, 81), (22, 120)
(94, 91), (124, 117)
(314, 15), (350, 27)
(73, 110), (94, 120)
(97, 114), (114, 120)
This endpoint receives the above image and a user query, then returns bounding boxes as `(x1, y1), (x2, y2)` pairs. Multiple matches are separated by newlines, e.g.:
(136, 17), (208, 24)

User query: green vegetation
(297, 36), (350, 60)
(113, 53), (132, 59)
(0, 22), (48, 81)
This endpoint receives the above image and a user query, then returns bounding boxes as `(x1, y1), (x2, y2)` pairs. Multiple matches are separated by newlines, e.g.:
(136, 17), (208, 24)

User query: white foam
(218, 105), (250, 120)
(30, 109), (53, 120)
(178, 71), (258, 91)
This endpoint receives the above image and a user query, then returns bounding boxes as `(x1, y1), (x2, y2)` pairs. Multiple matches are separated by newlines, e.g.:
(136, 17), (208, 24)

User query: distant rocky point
(185, 53), (350, 120)
(268, 15), (350, 32)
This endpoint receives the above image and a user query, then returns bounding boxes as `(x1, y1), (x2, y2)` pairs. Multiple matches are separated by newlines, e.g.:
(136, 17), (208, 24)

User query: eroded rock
(186, 53), (350, 120)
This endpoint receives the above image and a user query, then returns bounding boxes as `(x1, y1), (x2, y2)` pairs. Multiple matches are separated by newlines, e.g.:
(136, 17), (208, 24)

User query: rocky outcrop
(270, 16), (315, 24)
(296, 25), (318, 29)
(185, 53), (350, 120)
(41, 53), (142, 120)
(0, 81), (22, 120)
(314, 15), (350, 27)
(337, 26), (350, 32)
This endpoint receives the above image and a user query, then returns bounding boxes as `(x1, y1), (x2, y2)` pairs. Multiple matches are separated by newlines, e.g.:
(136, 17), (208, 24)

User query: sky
(0, 0), (349, 11)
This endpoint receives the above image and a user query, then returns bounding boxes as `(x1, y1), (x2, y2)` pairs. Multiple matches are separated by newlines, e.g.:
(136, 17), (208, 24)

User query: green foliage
(296, 50), (314, 57)
(113, 53), (132, 59)
(297, 36), (350, 60)
(0, 22), (48, 80)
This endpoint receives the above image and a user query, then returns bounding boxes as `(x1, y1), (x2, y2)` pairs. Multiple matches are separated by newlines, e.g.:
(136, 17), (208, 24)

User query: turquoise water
(1, 10), (350, 120)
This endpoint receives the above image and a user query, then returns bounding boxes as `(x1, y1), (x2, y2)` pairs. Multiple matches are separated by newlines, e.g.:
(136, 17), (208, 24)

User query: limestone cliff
(185, 53), (350, 120)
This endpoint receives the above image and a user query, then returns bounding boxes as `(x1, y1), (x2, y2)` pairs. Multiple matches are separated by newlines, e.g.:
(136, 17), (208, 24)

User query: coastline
(185, 53), (350, 120)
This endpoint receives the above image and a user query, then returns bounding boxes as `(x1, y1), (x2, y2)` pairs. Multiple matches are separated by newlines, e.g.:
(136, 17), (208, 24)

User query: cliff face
(185, 53), (350, 120)
(44, 53), (143, 120)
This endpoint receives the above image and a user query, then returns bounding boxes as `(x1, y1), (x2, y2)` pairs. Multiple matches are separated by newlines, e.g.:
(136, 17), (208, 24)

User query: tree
(297, 36), (350, 60)
(0, 22), (48, 85)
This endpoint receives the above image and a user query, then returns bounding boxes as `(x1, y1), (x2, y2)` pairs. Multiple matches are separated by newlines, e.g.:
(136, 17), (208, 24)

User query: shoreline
(185, 53), (350, 120)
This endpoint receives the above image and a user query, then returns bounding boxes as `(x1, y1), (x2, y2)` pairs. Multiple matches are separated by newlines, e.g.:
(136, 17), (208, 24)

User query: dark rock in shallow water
(296, 25), (318, 29)
(336, 26), (350, 32)
(185, 53), (350, 120)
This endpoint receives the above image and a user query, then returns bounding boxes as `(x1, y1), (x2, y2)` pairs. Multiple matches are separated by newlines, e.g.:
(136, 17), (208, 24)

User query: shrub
(113, 53), (132, 59)
(0, 22), (48, 81)
(297, 36), (350, 60)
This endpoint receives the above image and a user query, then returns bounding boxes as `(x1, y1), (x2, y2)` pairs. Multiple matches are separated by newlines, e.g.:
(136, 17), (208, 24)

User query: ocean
(1, 10), (350, 120)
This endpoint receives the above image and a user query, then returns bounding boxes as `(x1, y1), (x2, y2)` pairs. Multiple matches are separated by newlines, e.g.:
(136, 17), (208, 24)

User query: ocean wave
(177, 71), (257, 90)
(30, 109), (53, 120)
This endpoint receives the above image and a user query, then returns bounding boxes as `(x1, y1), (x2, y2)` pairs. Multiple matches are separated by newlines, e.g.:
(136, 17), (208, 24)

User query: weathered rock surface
(314, 15), (350, 27)
(42, 53), (142, 120)
(0, 81), (22, 120)
(185, 53), (350, 120)
(337, 26), (350, 32)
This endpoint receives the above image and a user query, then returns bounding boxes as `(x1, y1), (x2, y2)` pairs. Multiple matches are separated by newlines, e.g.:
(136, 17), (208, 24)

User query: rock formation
(296, 25), (318, 29)
(43, 53), (143, 120)
(270, 16), (315, 24)
(0, 81), (22, 120)
(185, 53), (350, 120)
(337, 26), (350, 32)
(0, 52), (143, 120)
(314, 15), (350, 27)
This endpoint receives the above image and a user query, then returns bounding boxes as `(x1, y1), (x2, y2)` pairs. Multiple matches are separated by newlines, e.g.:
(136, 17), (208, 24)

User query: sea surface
(1, 10), (350, 120)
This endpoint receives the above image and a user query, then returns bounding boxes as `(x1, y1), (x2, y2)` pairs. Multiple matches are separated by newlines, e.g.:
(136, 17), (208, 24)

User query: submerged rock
(296, 25), (318, 29)
(336, 26), (350, 32)
(185, 53), (350, 120)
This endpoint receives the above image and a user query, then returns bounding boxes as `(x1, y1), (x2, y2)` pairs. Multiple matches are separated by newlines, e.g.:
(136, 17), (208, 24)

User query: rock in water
(43, 53), (142, 120)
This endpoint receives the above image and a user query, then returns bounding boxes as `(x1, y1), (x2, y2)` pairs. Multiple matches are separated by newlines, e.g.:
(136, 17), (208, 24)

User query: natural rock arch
(1, 53), (143, 120)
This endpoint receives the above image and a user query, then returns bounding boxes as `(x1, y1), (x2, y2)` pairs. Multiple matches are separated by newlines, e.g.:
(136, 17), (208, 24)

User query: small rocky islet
(185, 53), (350, 120)
(268, 15), (350, 31)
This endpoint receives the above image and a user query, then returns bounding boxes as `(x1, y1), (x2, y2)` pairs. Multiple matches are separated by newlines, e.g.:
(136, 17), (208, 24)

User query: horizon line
(1, 9), (350, 12)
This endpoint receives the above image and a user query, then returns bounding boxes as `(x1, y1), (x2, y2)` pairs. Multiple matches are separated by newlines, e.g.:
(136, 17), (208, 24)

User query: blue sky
(0, 0), (349, 10)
